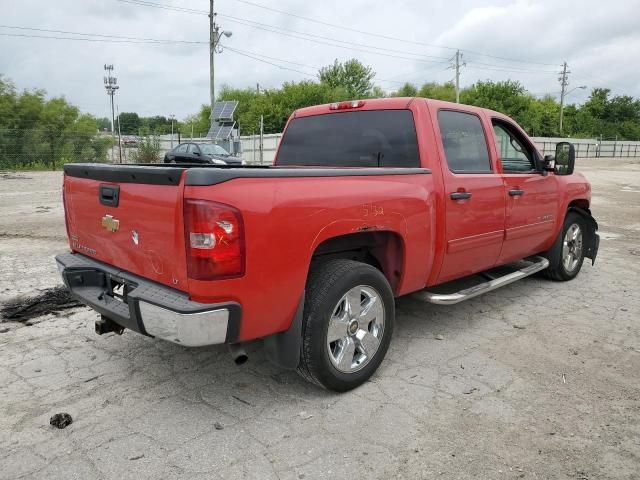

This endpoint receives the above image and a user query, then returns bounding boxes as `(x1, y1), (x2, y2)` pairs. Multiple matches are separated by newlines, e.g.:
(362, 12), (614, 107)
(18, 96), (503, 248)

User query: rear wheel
(543, 212), (586, 281)
(297, 259), (394, 392)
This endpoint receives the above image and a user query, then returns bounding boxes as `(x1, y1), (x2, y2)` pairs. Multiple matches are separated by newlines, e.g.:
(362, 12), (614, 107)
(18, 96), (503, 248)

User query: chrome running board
(413, 256), (550, 305)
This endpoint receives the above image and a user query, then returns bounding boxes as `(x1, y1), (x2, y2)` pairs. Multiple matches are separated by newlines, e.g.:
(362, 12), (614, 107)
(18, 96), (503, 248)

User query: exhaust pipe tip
(228, 343), (248, 365)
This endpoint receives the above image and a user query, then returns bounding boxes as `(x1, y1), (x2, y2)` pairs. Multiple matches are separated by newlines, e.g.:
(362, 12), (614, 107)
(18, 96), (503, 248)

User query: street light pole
(560, 82), (587, 136)
(104, 64), (120, 163)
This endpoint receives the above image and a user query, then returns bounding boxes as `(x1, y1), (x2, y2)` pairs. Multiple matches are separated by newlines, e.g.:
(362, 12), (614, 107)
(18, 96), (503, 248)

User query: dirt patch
(0, 286), (82, 323)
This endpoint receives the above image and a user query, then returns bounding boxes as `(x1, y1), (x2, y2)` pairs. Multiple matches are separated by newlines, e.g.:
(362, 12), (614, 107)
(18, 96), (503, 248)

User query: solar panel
(206, 122), (236, 140)
(210, 101), (238, 121)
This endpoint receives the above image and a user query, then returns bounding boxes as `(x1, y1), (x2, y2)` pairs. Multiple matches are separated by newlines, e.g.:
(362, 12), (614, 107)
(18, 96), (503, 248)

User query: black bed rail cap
(185, 166), (431, 186)
(64, 163), (183, 186)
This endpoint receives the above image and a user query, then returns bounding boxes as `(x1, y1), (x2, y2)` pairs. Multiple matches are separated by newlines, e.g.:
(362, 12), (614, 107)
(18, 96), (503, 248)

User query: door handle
(508, 189), (524, 197)
(450, 191), (472, 200)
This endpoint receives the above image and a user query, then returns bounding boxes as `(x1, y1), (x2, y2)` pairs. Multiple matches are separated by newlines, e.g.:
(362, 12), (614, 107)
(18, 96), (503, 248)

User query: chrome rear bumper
(55, 252), (241, 347)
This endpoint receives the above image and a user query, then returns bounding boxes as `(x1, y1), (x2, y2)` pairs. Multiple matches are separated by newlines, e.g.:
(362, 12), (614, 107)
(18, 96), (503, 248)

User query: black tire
(297, 259), (395, 392)
(543, 212), (586, 281)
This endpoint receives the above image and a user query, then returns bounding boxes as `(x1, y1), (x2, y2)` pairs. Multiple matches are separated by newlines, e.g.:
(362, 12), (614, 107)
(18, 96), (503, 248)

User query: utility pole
(558, 61), (570, 135)
(453, 50), (465, 104)
(209, 0), (215, 120)
(209, 0), (233, 134)
(104, 64), (120, 162)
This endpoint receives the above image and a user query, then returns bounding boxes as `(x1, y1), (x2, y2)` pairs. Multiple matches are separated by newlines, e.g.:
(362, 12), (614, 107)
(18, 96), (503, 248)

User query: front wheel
(543, 212), (586, 281)
(297, 259), (394, 392)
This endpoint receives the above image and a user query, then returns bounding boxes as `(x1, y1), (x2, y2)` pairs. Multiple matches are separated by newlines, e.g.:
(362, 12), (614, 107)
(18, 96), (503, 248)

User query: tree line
(0, 75), (111, 170)
(184, 59), (640, 141)
(2, 58), (639, 170)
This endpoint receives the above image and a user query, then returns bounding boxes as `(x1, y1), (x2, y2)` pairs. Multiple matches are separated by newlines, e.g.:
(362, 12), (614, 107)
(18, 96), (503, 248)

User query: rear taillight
(184, 199), (245, 280)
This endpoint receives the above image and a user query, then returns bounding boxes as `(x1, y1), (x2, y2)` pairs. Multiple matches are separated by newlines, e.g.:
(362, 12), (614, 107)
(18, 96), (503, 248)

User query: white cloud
(1, 0), (638, 120)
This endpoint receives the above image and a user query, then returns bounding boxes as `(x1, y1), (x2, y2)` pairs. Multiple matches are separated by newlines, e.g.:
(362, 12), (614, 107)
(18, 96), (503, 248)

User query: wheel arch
(310, 230), (406, 295)
(567, 204), (599, 264)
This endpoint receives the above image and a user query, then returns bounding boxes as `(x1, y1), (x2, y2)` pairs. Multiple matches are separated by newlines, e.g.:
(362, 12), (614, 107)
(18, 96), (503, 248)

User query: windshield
(277, 110), (419, 167)
(200, 144), (230, 156)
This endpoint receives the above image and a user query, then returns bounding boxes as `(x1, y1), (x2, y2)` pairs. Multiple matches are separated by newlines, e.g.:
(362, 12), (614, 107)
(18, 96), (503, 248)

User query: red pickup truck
(57, 98), (599, 391)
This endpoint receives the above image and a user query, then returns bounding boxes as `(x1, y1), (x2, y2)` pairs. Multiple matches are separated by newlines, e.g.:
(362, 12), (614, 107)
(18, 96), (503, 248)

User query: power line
(115, 0), (451, 64)
(219, 13), (450, 61)
(0, 29), (204, 45)
(218, 16), (452, 65)
(230, 0), (559, 67)
(115, 0), (558, 68)
(465, 64), (558, 75)
(464, 59), (559, 74)
(225, 46), (319, 71)
(223, 45), (316, 78)
(0, 24), (204, 44)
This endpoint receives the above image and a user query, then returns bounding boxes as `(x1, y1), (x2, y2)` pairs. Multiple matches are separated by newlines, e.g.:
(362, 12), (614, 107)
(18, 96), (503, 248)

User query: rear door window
(437, 110), (492, 173)
(277, 110), (420, 167)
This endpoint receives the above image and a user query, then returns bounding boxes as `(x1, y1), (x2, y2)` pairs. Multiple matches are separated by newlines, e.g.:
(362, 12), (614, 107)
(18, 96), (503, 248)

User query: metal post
(170, 115), (175, 148)
(259, 115), (264, 165)
(116, 104), (122, 163)
(110, 93), (116, 162)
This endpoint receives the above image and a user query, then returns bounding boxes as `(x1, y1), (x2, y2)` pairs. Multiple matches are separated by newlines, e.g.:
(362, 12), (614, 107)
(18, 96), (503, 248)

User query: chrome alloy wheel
(326, 285), (385, 373)
(562, 223), (583, 273)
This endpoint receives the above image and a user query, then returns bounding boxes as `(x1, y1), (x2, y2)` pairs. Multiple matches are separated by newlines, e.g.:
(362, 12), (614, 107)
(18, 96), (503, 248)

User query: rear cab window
(437, 110), (492, 173)
(277, 110), (420, 167)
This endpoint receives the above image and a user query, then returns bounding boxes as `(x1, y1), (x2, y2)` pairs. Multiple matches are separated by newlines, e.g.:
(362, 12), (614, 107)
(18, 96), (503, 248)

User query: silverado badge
(101, 214), (120, 233)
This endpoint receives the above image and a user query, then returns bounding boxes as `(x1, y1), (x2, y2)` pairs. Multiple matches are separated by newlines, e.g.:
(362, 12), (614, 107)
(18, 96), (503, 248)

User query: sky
(1, 0), (639, 121)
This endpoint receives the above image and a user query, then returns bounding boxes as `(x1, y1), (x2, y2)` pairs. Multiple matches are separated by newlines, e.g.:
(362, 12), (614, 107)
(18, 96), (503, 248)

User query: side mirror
(554, 142), (575, 175)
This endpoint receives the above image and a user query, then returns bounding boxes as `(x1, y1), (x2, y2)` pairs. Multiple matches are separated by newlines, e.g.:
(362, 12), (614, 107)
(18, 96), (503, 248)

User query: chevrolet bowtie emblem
(101, 214), (120, 233)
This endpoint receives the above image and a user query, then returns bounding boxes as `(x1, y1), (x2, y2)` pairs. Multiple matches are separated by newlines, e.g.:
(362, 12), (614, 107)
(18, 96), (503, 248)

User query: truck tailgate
(63, 167), (189, 291)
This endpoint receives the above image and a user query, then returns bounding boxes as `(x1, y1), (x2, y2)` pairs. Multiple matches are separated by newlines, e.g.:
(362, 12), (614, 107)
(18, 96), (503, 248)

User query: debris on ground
(0, 327), (9, 333)
(435, 334), (444, 340)
(214, 422), (224, 430)
(513, 324), (527, 329)
(49, 412), (73, 429)
(0, 172), (31, 180)
(0, 286), (81, 323)
(129, 454), (145, 461)
(462, 387), (479, 395)
(232, 395), (251, 406)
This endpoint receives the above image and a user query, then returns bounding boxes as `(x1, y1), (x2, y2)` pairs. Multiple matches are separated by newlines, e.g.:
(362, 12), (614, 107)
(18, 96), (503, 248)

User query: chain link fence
(533, 137), (640, 158)
(2, 129), (640, 170)
(0, 129), (112, 170)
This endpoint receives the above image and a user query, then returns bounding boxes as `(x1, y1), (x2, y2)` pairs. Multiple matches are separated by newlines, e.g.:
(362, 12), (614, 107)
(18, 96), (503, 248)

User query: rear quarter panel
(184, 173), (435, 341)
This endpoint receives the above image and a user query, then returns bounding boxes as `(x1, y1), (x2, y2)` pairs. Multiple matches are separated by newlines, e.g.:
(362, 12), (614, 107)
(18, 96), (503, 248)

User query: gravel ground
(0, 159), (639, 480)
